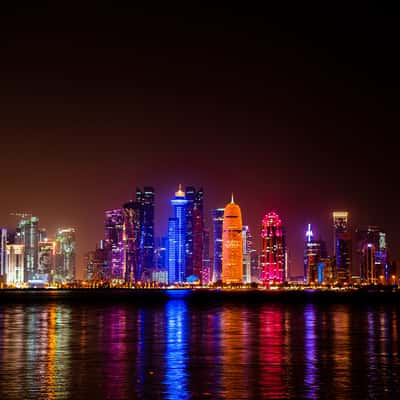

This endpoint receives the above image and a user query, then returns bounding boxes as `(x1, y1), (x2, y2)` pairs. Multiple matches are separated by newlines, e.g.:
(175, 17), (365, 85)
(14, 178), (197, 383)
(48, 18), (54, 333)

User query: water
(0, 292), (399, 399)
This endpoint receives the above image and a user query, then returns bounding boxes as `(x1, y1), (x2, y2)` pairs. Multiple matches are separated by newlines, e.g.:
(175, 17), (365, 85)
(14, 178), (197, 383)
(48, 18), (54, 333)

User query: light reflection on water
(0, 300), (399, 399)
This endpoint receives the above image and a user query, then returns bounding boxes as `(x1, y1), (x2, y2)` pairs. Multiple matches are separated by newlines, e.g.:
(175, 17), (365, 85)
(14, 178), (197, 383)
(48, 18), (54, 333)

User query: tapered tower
(222, 194), (243, 284)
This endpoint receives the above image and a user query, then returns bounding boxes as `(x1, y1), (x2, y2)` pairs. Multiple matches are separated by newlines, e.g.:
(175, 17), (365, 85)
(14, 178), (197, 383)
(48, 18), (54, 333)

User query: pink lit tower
(260, 212), (286, 285)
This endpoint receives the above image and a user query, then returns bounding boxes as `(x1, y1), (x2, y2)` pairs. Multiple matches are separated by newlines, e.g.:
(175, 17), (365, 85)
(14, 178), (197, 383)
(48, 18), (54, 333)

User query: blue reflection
(166, 289), (191, 299)
(163, 299), (189, 400)
(304, 304), (318, 399)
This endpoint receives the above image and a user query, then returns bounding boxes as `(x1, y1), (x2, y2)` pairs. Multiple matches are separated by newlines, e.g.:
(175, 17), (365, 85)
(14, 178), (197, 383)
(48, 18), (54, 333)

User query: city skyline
(0, 187), (397, 281)
(0, 7), (398, 280)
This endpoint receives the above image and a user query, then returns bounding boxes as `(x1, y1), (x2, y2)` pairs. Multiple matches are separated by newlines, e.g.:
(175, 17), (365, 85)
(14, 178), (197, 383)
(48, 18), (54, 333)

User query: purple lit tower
(104, 209), (125, 281)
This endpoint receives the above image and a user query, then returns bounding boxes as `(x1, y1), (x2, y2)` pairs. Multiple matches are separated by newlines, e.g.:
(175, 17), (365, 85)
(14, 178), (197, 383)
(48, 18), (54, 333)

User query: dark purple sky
(0, 6), (399, 278)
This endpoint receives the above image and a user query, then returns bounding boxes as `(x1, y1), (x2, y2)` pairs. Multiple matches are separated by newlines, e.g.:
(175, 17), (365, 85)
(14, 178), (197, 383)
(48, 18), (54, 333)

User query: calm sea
(0, 290), (399, 399)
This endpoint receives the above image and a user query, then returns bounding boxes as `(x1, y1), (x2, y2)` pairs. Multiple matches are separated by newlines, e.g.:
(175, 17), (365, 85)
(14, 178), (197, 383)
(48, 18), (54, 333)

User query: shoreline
(1, 287), (400, 304)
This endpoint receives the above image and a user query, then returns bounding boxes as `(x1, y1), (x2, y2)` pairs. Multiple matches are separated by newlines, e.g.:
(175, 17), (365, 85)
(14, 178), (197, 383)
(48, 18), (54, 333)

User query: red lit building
(261, 212), (286, 285)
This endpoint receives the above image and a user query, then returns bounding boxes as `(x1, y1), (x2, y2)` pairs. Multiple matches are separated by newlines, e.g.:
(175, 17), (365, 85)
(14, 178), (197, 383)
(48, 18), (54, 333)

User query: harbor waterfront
(1, 289), (400, 399)
(1, 287), (400, 303)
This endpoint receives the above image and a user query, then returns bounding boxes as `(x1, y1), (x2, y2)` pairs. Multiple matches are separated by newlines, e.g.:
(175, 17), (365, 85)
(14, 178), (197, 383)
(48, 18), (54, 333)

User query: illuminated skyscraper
(222, 195), (243, 284)
(6, 244), (24, 285)
(333, 211), (352, 284)
(304, 224), (327, 284)
(55, 228), (76, 282)
(185, 187), (204, 281)
(202, 229), (211, 284)
(136, 187), (155, 280)
(0, 228), (7, 283)
(242, 225), (252, 284)
(260, 212), (286, 285)
(168, 185), (189, 283)
(85, 243), (107, 281)
(16, 216), (39, 281)
(211, 208), (224, 283)
(356, 226), (388, 284)
(122, 201), (140, 282)
(104, 209), (124, 281)
(38, 239), (55, 282)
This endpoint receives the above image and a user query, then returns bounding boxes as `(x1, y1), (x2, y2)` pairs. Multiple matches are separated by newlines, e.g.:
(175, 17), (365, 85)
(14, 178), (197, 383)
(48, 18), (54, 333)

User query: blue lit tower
(136, 187), (155, 281)
(211, 208), (224, 283)
(304, 224), (327, 284)
(168, 185), (189, 283)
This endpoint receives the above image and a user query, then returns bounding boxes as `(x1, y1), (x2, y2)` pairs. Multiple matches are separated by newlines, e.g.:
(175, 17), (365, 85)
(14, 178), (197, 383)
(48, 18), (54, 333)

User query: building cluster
(304, 212), (396, 286)
(0, 214), (76, 287)
(85, 186), (288, 286)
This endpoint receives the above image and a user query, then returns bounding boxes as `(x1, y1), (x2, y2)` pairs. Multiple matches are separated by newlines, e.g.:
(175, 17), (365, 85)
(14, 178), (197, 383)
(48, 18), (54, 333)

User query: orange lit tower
(222, 194), (243, 284)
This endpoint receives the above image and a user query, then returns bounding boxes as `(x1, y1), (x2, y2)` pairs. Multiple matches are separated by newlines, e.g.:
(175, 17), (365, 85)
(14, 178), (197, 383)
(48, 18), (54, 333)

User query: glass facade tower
(211, 208), (224, 283)
(168, 185), (188, 283)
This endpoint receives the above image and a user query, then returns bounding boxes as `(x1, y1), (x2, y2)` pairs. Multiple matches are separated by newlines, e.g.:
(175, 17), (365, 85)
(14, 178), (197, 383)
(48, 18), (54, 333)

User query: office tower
(122, 201), (141, 282)
(260, 212), (286, 285)
(85, 244), (107, 281)
(168, 185), (188, 283)
(333, 211), (352, 284)
(304, 224), (327, 285)
(104, 209), (124, 281)
(54, 228), (76, 282)
(242, 225), (252, 284)
(202, 229), (211, 284)
(154, 236), (168, 270)
(0, 228), (7, 283)
(38, 228), (47, 242)
(211, 208), (224, 283)
(16, 216), (39, 281)
(136, 187), (155, 281)
(185, 187), (204, 280)
(356, 226), (388, 284)
(250, 249), (259, 283)
(6, 244), (24, 285)
(222, 195), (243, 284)
(38, 240), (55, 282)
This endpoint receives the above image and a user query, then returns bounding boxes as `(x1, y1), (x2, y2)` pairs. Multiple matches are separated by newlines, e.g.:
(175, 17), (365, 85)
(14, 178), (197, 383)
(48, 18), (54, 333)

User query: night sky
(0, 6), (399, 278)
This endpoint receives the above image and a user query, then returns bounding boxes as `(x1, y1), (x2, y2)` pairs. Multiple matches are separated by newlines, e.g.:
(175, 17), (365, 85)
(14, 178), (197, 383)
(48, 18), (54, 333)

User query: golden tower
(222, 194), (243, 284)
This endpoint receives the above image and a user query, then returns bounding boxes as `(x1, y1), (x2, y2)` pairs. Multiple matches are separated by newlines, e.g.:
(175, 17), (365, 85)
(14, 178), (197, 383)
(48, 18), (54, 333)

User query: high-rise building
(250, 249), (259, 283)
(85, 244), (107, 281)
(168, 185), (188, 283)
(54, 228), (76, 282)
(0, 228), (7, 283)
(333, 211), (352, 284)
(202, 229), (211, 284)
(304, 224), (327, 285)
(211, 208), (224, 283)
(154, 236), (168, 271)
(6, 244), (24, 285)
(168, 218), (178, 283)
(16, 216), (39, 281)
(222, 195), (243, 284)
(185, 187), (204, 281)
(356, 226), (388, 284)
(38, 239), (55, 282)
(242, 225), (252, 284)
(122, 201), (141, 282)
(260, 212), (286, 285)
(104, 209), (124, 281)
(136, 187), (155, 281)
